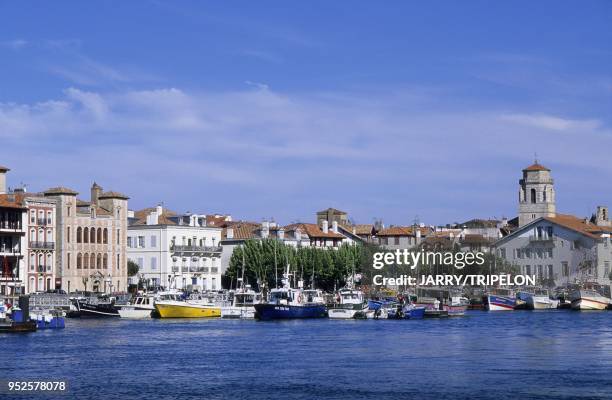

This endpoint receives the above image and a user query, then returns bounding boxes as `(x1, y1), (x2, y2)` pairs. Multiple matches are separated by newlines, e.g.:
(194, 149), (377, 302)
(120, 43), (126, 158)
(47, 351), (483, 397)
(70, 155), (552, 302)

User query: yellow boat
(155, 301), (221, 318)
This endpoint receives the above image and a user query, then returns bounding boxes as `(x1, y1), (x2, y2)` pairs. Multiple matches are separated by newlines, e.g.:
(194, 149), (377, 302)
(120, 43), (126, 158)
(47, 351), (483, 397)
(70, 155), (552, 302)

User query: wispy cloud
(0, 39), (28, 49)
(1, 86), (610, 224)
(500, 113), (602, 132)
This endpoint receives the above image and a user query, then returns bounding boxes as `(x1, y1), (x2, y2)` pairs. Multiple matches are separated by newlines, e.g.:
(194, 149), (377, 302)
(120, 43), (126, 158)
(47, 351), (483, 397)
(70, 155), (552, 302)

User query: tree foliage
(225, 239), (365, 292)
(127, 260), (140, 277)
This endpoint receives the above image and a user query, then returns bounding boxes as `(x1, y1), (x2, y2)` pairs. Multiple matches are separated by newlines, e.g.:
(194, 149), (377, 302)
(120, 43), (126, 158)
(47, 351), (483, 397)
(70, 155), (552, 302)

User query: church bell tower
(518, 160), (556, 227)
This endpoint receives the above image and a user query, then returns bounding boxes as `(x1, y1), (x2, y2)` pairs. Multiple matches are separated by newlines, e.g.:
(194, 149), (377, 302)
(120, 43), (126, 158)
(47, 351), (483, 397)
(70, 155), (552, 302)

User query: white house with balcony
(127, 205), (223, 291)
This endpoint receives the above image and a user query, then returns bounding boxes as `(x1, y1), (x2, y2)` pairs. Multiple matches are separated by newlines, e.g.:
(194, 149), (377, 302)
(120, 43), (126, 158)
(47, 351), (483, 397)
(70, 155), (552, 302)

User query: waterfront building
(43, 183), (129, 293)
(376, 226), (428, 250)
(495, 163), (612, 286)
(23, 193), (57, 293)
(0, 185), (27, 296)
(127, 206), (222, 291)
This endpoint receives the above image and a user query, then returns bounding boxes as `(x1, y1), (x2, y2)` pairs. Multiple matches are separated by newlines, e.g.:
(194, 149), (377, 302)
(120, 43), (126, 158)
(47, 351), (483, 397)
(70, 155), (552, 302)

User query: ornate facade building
(43, 183), (129, 293)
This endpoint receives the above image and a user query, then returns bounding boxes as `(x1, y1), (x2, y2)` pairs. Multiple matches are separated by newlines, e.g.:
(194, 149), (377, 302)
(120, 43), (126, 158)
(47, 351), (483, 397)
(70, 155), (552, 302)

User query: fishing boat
(517, 288), (558, 310)
(486, 288), (517, 311)
(402, 303), (426, 319)
(253, 267), (327, 320)
(570, 289), (611, 310)
(117, 293), (156, 319)
(365, 300), (397, 319)
(69, 294), (120, 318)
(221, 287), (262, 319)
(328, 288), (368, 319)
(0, 298), (37, 333)
(155, 291), (221, 318)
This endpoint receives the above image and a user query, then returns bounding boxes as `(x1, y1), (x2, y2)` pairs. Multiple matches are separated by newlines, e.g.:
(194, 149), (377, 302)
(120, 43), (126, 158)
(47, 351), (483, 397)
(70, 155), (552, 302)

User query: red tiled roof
(0, 193), (26, 209)
(523, 163), (550, 172)
(222, 221), (261, 240)
(543, 214), (612, 239)
(377, 226), (428, 237)
(131, 207), (178, 226)
(284, 223), (344, 239)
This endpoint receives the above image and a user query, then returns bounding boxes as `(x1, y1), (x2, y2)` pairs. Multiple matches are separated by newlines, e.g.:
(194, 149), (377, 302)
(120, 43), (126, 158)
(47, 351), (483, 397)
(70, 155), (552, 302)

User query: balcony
(210, 267), (218, 274)
(37, 218), (52, 226)
(170, 245), (222, 255)
(529, 235), (555, 243)
(171, 266), (180, 273)
(189, 266), (207, 273)
(37, 265), (45, 273)
(30, 241), (55, 250)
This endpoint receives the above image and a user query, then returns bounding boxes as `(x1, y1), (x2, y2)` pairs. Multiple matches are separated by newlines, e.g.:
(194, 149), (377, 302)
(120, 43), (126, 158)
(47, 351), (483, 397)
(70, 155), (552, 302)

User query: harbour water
(2, 311), (612, 400)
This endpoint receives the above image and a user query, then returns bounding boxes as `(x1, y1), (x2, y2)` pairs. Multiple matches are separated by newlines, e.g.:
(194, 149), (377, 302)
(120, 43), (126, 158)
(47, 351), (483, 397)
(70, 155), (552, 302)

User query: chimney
(146, 209), (159, 225)
(596, 206), (610, 226)
(332, 221), (338, 233)
(226, 228), (234, 239)
(322, 220), (329, 233)
(91, 182), (102, 206)
(156, 204), (163, 216)
(0, 165), (9, 195)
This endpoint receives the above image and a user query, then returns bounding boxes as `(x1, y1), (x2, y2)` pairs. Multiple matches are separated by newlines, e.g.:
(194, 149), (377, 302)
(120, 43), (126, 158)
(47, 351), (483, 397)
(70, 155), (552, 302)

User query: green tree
(127, 260), (139, 277)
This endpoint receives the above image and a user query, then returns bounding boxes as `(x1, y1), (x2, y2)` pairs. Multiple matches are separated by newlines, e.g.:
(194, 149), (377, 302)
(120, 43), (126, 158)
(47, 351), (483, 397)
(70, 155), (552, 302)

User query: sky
(0, 1), (611, 226)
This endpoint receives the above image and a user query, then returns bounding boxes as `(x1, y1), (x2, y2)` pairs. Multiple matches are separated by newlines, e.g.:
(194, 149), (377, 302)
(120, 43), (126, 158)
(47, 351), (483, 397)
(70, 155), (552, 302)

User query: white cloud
(1, 86), (611, 224)
(500, 113), (602, 132)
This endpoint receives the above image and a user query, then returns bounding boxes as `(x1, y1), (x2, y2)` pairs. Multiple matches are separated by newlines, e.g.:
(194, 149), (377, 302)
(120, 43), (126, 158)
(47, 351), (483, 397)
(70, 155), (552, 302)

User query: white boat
(221, 287), (262, 319)
(529, 289), (558, 310)
(118, 293), (156, 319)
(328, 288), (368, 319)
(570, 289), (610, 310)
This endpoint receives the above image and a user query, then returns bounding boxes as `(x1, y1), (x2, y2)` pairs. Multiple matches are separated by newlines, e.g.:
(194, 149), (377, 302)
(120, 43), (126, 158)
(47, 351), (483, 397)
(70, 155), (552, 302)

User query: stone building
(518, 162), (556, 227)
(43, 183), (129, 293)
(495, 162), (612, 286)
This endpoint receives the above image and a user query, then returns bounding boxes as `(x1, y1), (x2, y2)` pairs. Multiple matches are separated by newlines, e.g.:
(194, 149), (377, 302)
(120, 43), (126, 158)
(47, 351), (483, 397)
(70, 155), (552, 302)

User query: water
(2, 311), (612, 400)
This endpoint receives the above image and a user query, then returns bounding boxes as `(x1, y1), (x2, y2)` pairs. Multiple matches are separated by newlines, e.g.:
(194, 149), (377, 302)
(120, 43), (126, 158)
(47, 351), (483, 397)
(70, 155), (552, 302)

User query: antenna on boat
(274, 240), (278, 289)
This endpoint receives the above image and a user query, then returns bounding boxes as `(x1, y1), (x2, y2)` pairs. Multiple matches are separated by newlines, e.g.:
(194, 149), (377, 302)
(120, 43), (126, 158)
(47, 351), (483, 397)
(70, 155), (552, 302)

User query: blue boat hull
(487, 295), (516, 311)
(254, 304), (327, 320)
(403, 306), (426, 319)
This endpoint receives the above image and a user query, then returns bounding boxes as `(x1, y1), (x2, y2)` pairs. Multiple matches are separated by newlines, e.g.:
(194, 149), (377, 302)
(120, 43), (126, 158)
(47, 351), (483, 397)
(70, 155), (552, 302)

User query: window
(127, 237), (133, 248)
(67, 227), (71, 243)
(103, 254), (108, 269)
(103, 228), (108, 244)
(150, 235), (157, 248)
(525, 265), (531, 275)
(84, 227), (89, 243)
(117, 254), (120, 270)
(90, 228), (95, 243)
(77, 227), (82, 243)
(604, 262), (610, 279)
(47, 211), (52, 225)
(151, 257), (157, 270)
(90, 254), (95, 270)
(83, 253), (89, 269)
(138, 236), (145, 248)
(394, 237), (400, 245)
(547, 226), (553, 238)
(97, 228), (102, 244)
(562, 262), (569, 277)
(97, 253), (102, 269)
(77, 253), (82, 269)
(547, 265), (553, 279)
(117, 229), (120, 245)
(537, 265), (543, 280)
(30, 229), (35, 241)
(30, 254), (35, 271)
(530, 188), (536, 203)
(30, 210), (35, 224)
(47, 229), (53, 242)
(137, 258), (144, 268)
(67, 253), (71, 270)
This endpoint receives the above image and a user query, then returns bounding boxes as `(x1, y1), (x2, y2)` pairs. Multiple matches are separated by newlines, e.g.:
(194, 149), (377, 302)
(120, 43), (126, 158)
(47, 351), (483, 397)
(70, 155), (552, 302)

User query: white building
(127, 206), (223, 291)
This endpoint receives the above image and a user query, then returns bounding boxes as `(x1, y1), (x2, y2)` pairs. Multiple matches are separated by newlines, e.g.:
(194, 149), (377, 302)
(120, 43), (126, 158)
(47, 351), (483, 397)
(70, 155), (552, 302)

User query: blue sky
(1, 1), (611, 225)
